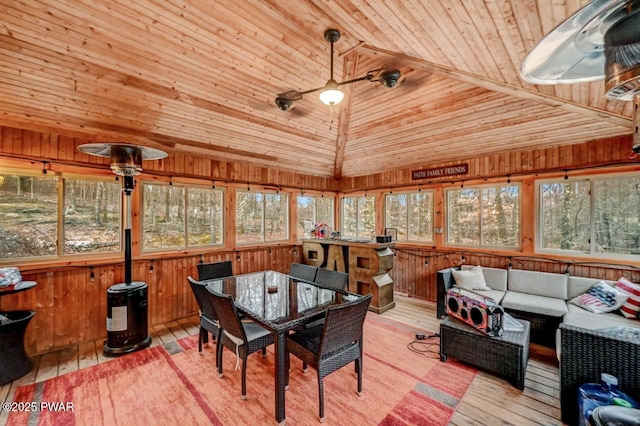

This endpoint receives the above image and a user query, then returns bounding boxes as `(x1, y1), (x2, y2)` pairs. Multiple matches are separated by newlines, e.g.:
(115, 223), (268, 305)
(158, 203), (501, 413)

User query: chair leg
(217, 340), (223, 378)
(302, 362), (308, 374)
(318, 375), (325, 423)
(356, 357), (363, 396)
(241, 357), (247, 400)
(262, 347), (267, 358)
(198, 328), (204, 353)
(202, 328), (209, 344)
(285, 352), (290, 387)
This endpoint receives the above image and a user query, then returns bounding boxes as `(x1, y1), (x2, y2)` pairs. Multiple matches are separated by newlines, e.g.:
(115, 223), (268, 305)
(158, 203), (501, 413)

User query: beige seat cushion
(501, 291), (568, 317)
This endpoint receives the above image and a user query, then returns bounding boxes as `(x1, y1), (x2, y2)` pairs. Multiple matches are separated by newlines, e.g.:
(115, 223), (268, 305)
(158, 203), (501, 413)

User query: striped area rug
(8, 314), (477, 425)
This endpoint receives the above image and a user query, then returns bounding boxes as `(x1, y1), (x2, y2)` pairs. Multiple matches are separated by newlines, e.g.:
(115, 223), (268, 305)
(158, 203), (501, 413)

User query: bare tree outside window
(447, 185), (519, 247)
(297, 195), (334, 239)
(540, 181), (590, 251)
(143, 183), (185, 249)
(0, 174), (58, 258)
(341, 196), (375, 238)
(64, 179), (121, 254)
(236, 190), (289, 244)
(385, 191), (434, 242)
(187, 187), (224, 246)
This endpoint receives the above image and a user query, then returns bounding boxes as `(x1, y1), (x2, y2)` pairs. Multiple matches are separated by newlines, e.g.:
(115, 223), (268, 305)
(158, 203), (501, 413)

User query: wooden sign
(412, 163), (469, 180)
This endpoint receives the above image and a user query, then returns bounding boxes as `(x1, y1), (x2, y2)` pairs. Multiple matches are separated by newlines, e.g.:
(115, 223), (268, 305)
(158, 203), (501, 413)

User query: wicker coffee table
(439, 316), (530, 390)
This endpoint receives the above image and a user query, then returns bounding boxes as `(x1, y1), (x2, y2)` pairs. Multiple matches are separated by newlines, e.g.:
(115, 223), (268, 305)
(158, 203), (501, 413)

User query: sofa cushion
(508, 269), (568, 299)
(502, 291), (569, 317)
(556, 306), (640, 358)
(568, 281), (627, 314)
(564, 304), (639, 329)
(452, 266), (489, 290)
(464, 289), (506, 304)
(568, 276), (616, 300)
(614, 277), (640, 319)
(461, 265), (508, 291)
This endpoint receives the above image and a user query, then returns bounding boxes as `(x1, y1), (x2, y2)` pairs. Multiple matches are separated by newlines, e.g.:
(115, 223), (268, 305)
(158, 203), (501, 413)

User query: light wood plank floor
(0, 294), (563, 425)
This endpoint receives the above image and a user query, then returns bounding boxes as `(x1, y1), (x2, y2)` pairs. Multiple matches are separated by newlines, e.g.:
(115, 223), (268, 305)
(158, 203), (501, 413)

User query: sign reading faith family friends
(412, 163), (469, 180)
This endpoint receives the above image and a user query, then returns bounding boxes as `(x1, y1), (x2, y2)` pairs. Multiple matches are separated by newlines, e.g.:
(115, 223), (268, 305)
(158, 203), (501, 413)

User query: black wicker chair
(207, 290), (274, 400)
(197, 260), (233, 281)
(187, 276), (221, 357)
(289, 263), (318, 282)
(285, 294), (371, 422)
(314, 268), (348, 292)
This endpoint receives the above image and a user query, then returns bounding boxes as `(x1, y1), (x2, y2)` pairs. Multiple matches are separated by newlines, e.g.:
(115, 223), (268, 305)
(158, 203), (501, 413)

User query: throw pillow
(569, 281), (628, 314)
(452, 265), (490, 291)
(614, 277), (640, 319)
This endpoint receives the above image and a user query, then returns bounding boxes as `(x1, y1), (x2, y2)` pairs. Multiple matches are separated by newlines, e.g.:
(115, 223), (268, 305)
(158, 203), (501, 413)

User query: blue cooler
(578, 373), (639, 426)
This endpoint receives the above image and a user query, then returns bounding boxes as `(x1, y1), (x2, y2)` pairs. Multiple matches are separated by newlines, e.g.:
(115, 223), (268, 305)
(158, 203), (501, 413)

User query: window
(385, 191), (434, 242)
(539, 175), (640, 256)
(0, 172), (122, 261)
(143, 182), (224, 251)
(236, 190), (289, 244)
(297, 195), (334, 239)
(446, 184), (520, 247)
(341, 195), (375, 238)
(64, 178), (121, 254)
(0, 174), (59, 259)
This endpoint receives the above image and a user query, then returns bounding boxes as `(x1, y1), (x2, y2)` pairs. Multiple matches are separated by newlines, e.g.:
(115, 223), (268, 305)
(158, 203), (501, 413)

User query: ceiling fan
(520, 0), (640, 153)
(275, 29), (401, 112)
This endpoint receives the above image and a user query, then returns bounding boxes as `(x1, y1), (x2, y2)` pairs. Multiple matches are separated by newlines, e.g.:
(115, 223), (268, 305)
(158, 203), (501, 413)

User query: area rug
(7, 314), (477, 425)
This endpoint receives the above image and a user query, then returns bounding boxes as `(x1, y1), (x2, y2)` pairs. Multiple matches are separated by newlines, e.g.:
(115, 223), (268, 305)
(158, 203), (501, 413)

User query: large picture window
(236, 190), (289, 244)
(143, 183), (224, 251)
(446, 184), (520, 247)
(0, 172), (122, 261)
(385, 191), (434, 242)
(539, 175), (639, 256)
(341, 195), (375, 238)
(297, 195), (334, 239)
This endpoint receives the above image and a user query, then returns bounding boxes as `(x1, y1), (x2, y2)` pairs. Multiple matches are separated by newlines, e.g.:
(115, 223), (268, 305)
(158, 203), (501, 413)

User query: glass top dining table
(202, 270), (361, 424)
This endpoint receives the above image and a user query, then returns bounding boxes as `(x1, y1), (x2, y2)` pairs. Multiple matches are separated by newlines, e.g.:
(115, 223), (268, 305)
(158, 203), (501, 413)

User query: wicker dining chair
(187, 276), (221, 358)
(197, 260), (233, 281)
(289, 263), (318, 282)
(314, 268), (349, 292)
(285, 294), (371, 422)
(207, 290), (274, 400)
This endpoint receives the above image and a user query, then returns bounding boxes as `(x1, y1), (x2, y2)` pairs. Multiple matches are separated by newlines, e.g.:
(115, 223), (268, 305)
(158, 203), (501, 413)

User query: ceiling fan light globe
(319, 88), (344, 105)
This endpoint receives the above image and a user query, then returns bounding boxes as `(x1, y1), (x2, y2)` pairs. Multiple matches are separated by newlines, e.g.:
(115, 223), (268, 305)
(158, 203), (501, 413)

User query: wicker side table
(439, 316), (530, 390)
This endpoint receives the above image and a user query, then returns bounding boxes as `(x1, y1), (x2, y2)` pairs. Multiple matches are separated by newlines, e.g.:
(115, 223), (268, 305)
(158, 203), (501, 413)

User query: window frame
(444, 182), (521, 249)
(0, 169), (125, 264)
(383, 189), (435, 243)
(296, 194), (335, 240)
(235, 189), (289, 245)
(141, 180), (226, 253)
(340, 194), (376, 239)
(536, 173), (640, 260)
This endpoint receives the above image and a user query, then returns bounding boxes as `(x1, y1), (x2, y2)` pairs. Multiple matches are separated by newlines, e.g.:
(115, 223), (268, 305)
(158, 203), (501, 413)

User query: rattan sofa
(437, 266), (640, 424)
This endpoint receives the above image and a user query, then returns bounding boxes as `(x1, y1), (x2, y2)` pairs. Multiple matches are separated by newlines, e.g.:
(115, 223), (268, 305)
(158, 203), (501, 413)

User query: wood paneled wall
(340, 135), (636, 191)
(0, 247), (301, 355)
(0, 126), (338, 191)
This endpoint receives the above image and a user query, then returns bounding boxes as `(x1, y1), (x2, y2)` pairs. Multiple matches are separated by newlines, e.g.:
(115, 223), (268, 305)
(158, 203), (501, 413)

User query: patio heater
(78, 143), (167, 356)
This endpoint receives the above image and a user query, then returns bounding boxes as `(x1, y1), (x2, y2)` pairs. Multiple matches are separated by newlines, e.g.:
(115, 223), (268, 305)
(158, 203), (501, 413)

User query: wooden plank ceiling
(0, 0), (633, 179)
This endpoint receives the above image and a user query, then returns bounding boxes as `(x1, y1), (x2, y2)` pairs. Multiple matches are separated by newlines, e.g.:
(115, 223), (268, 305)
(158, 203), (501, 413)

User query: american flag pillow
(569, 281), (628, 314)
(614, 277), (640, 319)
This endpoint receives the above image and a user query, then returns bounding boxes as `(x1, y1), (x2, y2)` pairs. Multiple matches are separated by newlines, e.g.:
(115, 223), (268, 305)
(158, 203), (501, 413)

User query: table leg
(274, 330), (286, 425)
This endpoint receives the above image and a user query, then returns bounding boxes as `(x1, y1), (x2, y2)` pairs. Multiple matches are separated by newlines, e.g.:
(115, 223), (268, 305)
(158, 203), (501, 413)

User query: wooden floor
(0, 294), (563, 425)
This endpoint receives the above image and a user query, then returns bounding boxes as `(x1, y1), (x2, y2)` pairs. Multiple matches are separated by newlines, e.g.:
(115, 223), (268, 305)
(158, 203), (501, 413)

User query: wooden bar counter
(301, 239), (395, 313)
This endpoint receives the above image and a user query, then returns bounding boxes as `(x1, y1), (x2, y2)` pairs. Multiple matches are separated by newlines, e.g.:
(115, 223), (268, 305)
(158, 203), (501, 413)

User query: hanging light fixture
(275, 29), (400, 111)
